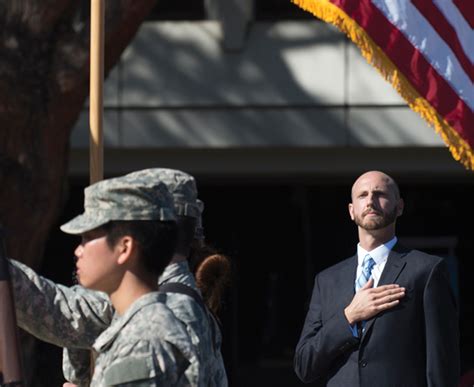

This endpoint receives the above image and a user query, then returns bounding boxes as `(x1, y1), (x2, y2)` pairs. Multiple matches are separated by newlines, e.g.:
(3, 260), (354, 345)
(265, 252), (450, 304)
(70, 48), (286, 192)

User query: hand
(63, 383), (78, 387)
(344, 278), (405, 324)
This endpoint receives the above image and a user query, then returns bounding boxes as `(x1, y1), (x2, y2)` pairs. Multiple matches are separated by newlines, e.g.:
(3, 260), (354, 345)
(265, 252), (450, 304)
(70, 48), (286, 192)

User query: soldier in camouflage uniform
(9, 170), (199, 386)
(62, 169), (228, 387)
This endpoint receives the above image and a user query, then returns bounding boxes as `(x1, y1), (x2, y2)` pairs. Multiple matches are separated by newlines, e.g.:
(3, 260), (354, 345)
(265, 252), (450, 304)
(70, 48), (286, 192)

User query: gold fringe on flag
(292, 0), (474, 170)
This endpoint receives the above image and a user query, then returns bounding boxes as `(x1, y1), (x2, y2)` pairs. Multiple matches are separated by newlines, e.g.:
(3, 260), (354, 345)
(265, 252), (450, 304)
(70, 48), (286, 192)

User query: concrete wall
(70, 21), (466, 176)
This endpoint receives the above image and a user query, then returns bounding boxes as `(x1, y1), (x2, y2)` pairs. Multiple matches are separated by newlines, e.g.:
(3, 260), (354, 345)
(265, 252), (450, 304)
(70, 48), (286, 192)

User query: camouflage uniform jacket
(9, 260), (198, 386)
(63, 261), (228, 387)
(158, 261), (228, 387)
(89, 291), (198, 386)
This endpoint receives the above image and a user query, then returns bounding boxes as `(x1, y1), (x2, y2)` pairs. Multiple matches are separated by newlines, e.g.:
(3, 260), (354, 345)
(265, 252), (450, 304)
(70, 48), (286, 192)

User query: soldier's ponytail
(190, 244), (231, 315)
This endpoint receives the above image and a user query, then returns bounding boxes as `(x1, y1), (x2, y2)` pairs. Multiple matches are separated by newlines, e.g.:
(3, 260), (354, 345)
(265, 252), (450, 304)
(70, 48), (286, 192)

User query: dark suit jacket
(294, 244), (460, 387)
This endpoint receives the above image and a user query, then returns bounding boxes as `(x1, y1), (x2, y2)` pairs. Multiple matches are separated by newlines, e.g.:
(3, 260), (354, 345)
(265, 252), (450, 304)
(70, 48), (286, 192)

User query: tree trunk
(0, 2), (157, 382)
(0, 0), (156, 269)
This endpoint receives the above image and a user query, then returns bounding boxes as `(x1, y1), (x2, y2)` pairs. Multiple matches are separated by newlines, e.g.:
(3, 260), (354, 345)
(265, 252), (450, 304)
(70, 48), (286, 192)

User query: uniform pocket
(103, 357), (154, 386)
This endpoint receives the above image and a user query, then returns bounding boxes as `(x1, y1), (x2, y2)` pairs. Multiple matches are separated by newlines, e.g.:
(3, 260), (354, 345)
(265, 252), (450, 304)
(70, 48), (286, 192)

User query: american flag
(292, 0), (474, 169)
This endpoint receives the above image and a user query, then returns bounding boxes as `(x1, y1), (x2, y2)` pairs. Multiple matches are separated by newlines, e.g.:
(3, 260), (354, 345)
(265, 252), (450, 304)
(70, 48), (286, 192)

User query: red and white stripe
(332, 0), (473, 146)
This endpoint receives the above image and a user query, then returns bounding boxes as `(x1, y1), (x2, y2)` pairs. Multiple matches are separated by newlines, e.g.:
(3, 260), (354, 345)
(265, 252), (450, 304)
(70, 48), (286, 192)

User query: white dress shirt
(355, 236), (398, 289)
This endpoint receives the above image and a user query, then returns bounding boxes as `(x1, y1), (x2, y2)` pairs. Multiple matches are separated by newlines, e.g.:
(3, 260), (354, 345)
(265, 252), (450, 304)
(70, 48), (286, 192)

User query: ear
(348, 203), (355, 221)
(116, 236), (135, 265)
(396, 198), (404, 217)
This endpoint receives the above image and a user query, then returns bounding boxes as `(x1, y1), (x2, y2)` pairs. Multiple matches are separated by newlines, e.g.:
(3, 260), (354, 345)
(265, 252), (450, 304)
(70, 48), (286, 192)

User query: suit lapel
(361, 243), (409, 342)
(339, 255), (358, 309)
(377, 243), (409, 286)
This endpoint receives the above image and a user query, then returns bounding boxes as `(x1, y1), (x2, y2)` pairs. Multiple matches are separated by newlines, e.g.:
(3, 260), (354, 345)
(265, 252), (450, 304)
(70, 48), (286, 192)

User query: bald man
(294, 171), (459, 387)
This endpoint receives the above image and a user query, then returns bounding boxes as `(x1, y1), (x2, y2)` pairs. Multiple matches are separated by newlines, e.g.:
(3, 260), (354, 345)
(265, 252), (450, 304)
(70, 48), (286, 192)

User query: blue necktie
(355, 254), (376, 292)
(355, 254), (375, 336)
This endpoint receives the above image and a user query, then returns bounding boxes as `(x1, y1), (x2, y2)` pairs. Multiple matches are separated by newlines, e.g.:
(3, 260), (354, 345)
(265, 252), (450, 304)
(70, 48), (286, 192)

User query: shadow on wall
(81, 21), (350, 149)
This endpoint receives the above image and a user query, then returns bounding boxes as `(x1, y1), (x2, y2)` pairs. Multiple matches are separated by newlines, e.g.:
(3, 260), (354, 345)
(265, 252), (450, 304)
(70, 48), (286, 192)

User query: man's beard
(354, 206), (398, 231)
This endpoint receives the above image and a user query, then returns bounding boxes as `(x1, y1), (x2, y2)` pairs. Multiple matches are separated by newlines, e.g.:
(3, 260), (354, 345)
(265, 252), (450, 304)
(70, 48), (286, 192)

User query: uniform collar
(158, 261), (190, 285)
(93, 292), (165, 352)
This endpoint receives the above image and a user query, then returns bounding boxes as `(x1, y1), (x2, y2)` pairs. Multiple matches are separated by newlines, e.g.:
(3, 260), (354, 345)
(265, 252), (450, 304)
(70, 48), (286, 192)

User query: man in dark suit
(294, 171), (459, 387)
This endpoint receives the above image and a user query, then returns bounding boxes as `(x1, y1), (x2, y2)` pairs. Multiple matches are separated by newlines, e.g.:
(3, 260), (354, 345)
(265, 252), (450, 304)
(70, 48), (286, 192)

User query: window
(147, 0), (206, 21)
(255, 0), (316, 20)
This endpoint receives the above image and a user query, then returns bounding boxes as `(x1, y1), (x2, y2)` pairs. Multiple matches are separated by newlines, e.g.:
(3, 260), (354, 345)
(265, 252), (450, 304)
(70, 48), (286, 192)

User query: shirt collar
(158, 260), (190, 286)
(357, 236), (398, 266)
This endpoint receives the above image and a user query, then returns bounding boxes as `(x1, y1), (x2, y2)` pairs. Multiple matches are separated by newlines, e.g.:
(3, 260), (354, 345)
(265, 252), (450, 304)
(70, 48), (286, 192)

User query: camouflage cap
(60, 170), (176, 235)
(129, 168), (201, 219)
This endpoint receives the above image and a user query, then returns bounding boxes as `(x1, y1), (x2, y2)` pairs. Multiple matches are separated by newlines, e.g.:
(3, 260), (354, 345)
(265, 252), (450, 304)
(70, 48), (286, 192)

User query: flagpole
(90, 0), (105, 184)
(88, 0), (105, 376)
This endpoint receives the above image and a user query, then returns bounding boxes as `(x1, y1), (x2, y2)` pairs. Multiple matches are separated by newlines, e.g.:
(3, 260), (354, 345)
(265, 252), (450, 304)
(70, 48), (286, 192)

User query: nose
(74, 244), (83, 259)
(366, 192), (375, 206)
